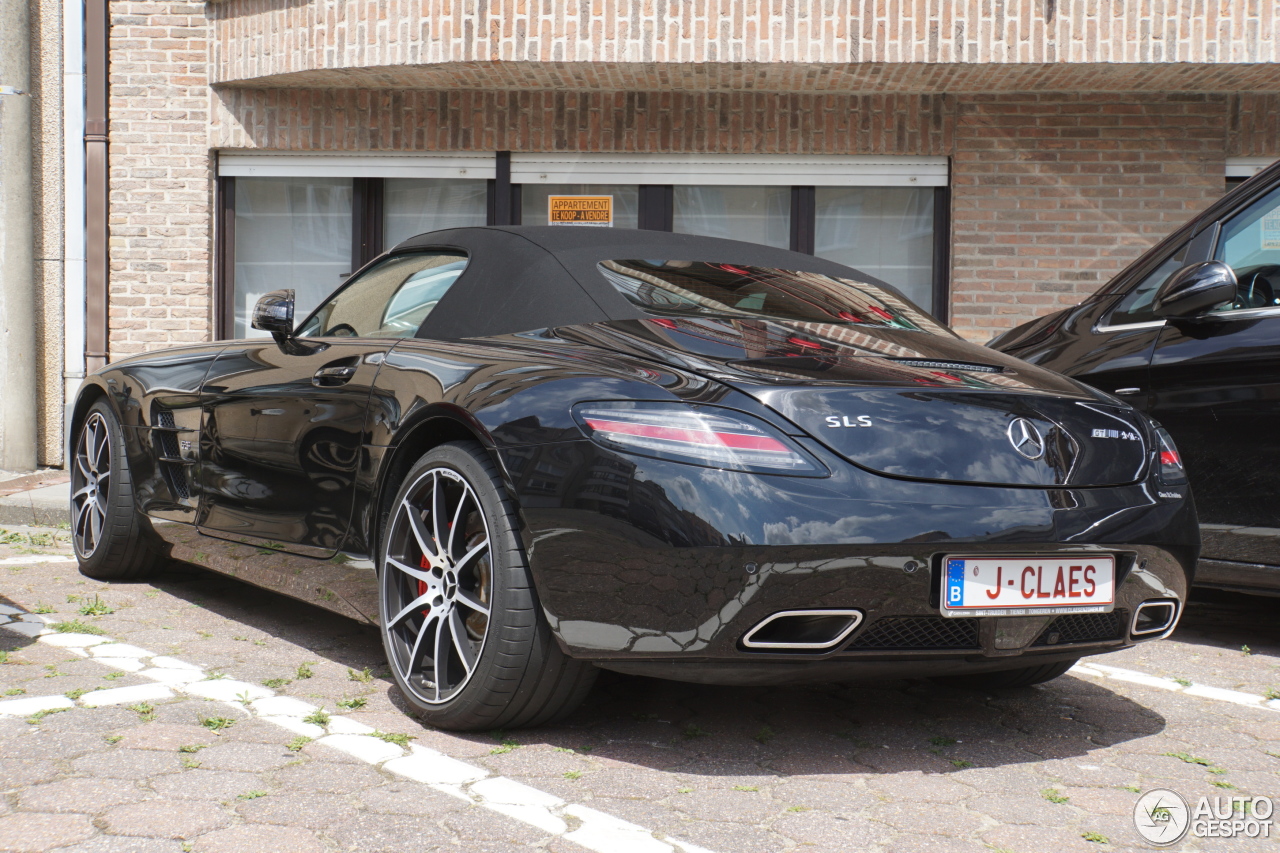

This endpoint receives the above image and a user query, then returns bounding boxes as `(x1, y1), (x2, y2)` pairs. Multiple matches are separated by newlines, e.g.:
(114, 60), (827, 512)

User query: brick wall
(107, 1), (213, 358)
(96, 3), (1280, 362)
(950, 94), (1229, 340)
(209, 0), (1280, 87)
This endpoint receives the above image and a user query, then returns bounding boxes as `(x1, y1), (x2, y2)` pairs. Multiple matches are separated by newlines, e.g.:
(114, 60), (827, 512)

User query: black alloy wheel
(71, 400), (164, 580)
(379, 441), (596, 730)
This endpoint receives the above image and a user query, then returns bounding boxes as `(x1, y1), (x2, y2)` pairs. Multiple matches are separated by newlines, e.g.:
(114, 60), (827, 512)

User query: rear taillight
(573, 402), (826, 476)
(1155, 427), (1187, 485)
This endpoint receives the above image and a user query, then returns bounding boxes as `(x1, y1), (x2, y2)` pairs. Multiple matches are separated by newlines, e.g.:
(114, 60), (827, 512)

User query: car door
(198, 250), (470, 556)
(1147, 183), (1280, 562)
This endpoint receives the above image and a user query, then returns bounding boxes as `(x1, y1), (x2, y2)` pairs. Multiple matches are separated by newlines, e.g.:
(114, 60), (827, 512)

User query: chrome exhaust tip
(1131, 599), (1180, 639)
(741, 609), (864, 650)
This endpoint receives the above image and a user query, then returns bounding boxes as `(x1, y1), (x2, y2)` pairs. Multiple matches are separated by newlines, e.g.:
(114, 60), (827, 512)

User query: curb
(0, 501), (66, 529)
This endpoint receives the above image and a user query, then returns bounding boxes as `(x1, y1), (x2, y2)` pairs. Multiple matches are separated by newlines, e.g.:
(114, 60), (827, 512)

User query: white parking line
(0, 610), (715, 853)
(1070, 661), (1280, 712)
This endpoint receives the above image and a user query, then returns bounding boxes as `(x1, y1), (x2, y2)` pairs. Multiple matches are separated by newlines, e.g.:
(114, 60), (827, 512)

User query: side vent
(152, 407), (191, 500)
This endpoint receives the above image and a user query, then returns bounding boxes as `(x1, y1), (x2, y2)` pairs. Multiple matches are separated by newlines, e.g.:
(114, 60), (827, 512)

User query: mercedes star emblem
(1007, 417), (1046, 460)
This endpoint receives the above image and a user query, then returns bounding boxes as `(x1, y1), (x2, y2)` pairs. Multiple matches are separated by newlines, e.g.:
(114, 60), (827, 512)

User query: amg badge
(825, 415), (873, 428)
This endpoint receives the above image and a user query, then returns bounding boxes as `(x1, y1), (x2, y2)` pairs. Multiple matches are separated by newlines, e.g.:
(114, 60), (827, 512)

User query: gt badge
(825, 415), (873, 428)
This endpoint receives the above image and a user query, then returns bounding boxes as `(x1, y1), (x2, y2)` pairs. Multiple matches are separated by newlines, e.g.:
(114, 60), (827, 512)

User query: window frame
(215, 154), (953, 338)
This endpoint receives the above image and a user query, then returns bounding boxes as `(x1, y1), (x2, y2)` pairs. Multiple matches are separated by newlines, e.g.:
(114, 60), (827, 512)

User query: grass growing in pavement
(129, 703), (156, 722)
(489, 732), (520, 755)
(348, 666), (374, 683)
(753, 725), (775, 744)
(237, 790), (268, 800)
(1041, 788), (1070, 804)
(732, 785), (760, 792)
(336, 697), (367, 711)
(51, 620), (104, 635)
(295, 662), (315, 679)
(104, 734), (122, 744)
(286, 736), (312, 752)
(199, 715), (236, 731)
(0, 651), (8, 664)
(77, 595), (113, 617)
(177, 744), (206, 754)
(103, 671), (124, 680)
(302, 708), (330, 727)
(1163, 751), (1214, 767)
(1081, 831), (1109, 844)
(5, 688), (24, 696)
(31, 602), (55, 614)
(682, 724), (709, 739)
(26, 707), (69, 724)
(1174, 677), (1192, 687)
(372, 731), (415, 748)
(262, 678), (291, 689)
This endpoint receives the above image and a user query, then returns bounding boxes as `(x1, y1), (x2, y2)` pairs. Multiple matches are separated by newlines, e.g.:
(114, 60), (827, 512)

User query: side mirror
(251, 289), (295, 344)
(1153, 261), (1237, 319)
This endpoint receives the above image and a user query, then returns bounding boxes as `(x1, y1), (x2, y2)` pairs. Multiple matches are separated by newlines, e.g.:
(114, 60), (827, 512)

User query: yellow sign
(548, 195), (613, 227)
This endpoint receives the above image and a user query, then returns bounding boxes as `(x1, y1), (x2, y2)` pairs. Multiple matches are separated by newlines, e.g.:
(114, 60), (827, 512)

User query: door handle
(1113, 387), (1142, 396)
(313, 366), (356, 387)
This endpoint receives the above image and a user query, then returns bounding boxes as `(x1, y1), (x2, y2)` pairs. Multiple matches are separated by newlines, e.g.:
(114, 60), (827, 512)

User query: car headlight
(572, 401), (827, 477)
(1154, 426), (1188, 486)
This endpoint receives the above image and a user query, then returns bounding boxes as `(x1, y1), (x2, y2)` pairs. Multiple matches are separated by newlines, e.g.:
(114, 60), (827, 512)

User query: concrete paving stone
(879, 836), (992, 853)
(769, 779), (882, 814)
(866, 800), (990, 836)
(192, 741), (297, 773)
(859, 771), (975, 804)
(443, 805), (559, 846)
(0, 758), (62, 786)
(849, 746), (958, 774)
(216, 718), (301, 745)
(481, 746), (590, 778)
(101, 800), (233, 839)
(71, 747), (182, 778)
(976, 793), (1082, 827)
(2, 730), (108, 762)
(18, 777), (149, 813)
(37, 705), (140, 734)
(764, 752), (872, 778)
(190, 824), (329, 853)
(668, 788), (777, 823)
(659, 820), (789, 853)
(234, 791), (359, 829)
(576, 766), (691, 801)
(47, 836), (184, 853)
(326, 812), (457, 852)
(0, 812), (95, 852)
(116, 723), (213, 752)
(770, 810), (895, 851)
(981, 822), (1115, 853)
(273, 760), (387, 794)
(150, 770), (265, 801)
(358, 783), (470, 816)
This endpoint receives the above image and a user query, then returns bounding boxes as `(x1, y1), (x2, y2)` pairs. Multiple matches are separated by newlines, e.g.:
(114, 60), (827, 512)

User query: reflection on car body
(72, 226), (1197, 730)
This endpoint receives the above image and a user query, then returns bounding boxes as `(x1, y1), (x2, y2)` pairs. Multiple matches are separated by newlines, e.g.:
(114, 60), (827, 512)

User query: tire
(378, 440), (596, 731)
(71, 400), (165, 580)
(931, 658), (1079, 690)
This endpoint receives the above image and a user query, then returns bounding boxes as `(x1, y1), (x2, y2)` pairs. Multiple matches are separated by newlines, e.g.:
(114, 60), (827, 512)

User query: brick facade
(93, 0), (1280, 376)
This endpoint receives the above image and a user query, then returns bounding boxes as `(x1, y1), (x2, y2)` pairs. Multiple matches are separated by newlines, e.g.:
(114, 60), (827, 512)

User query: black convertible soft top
(393, 226), (898, 340)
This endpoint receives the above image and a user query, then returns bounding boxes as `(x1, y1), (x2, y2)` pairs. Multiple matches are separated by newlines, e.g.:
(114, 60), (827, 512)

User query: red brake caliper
(418, 555), (431, 617)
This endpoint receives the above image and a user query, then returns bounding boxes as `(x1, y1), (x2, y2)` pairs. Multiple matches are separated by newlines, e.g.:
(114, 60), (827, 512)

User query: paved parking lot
(0, 525), (1277, 853)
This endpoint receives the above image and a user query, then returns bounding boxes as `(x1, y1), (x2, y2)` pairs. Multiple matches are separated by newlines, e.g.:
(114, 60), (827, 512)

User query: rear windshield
(598, 260), (947, 334)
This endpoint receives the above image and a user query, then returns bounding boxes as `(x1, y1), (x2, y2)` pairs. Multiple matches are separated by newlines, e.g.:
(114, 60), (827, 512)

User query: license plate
(941, 555), (1115, 618)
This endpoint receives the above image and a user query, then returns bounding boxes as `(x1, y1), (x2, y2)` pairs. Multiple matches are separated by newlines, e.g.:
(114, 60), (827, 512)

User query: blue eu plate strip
(946, 559), (966, 607)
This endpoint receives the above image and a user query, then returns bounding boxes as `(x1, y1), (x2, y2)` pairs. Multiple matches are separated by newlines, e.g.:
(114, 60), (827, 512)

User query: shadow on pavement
(147, 559), (1173, 780)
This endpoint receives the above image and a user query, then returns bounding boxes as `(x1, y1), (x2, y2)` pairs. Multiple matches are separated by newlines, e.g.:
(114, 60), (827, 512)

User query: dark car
(990, 161), (1280, 597)
(71, 227), (1196, 731)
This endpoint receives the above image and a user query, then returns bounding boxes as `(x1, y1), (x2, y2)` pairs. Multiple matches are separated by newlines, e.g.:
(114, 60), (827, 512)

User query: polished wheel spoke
(454, 587), (489, 617)
(401, 500), (438, 563)
(72, 413), (112, 559)
(449, 609), (476, 674)
(382, 463), (494, 706)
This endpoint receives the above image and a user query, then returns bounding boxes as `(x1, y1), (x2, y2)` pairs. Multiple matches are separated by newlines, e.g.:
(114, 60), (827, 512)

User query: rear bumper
(504, 441), (1198, 683)
(1195, 558), (1280, 597)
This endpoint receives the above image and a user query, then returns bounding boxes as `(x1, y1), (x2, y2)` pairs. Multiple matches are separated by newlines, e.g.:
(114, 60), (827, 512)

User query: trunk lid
(555, 318), (1151, 487)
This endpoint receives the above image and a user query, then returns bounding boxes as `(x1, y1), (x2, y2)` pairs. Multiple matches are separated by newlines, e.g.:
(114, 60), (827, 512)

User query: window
(218, 154), (951, 337)
(1214, 186), (1280, 312)
(1106, 242), (1191, 327)
(384, 178), (487, 247)
(296, 252), (468, 339)
(598, 260), (949, 335)
(673, 186), (790, 249)
(814, 187), (936, 310)
(520, 184), (640, 228)
(231, 177), (354, 340)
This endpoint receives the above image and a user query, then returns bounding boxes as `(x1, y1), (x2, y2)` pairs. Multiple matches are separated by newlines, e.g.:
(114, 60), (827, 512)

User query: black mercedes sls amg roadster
(71, 227), (1197, 730)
